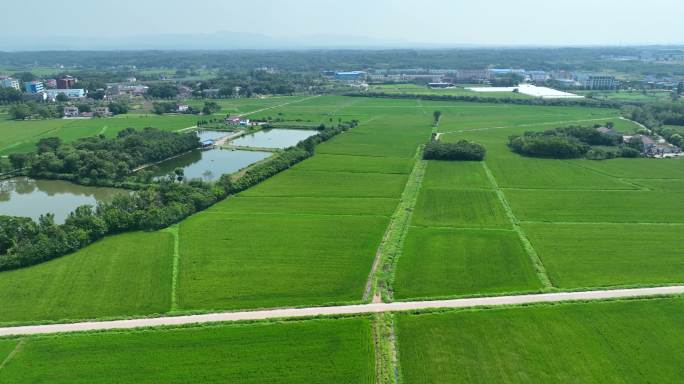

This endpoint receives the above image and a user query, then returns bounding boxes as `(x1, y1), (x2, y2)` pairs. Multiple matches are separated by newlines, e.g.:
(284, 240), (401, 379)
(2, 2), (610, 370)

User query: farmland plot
(397, 297), (684, 383)
(0, 317), (375, 384)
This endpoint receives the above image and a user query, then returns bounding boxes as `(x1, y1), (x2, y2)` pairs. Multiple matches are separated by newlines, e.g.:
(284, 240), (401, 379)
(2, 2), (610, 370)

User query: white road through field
(2, 286), (683, 336)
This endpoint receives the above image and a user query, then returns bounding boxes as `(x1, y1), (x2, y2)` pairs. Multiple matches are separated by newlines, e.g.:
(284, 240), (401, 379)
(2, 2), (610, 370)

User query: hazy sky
(3, 0), (684, 46)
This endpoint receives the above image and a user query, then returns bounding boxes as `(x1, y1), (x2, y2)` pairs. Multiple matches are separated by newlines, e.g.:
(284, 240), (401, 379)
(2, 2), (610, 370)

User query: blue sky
(3, 0), (683, 46)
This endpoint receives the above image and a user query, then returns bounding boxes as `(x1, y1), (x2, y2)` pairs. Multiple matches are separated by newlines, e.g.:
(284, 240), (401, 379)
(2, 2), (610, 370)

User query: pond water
(230, 129), (318, 149)
(0, 177), (125, 223)
(147, 148), (272, 181)
(197, 129), (234, 142)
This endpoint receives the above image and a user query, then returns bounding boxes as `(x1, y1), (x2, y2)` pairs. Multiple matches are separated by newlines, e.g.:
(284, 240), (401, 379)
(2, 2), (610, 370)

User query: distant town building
(0, 76), (20, 90)
(94, 107), (112, 117)
(44, 79), (58, 88)
(202, 88), (220, 98)
(176, 104), (189, 113)
(178, 86), (193, 99)
(578, 74), (618, 90)
(45, 89), (86, 99)
(57, 76), (77, 89)
(454, 70), (490, 83)
(63, 106), (79, 118)
(25, 81), (44, 94)
(527, 70), (549, 83)
(110, 84), (149, 96)
(335, 71), (367, 81)
(428, 82), (455, 88)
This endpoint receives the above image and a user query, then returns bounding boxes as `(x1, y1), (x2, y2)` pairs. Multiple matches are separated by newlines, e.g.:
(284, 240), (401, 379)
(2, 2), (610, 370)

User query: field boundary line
(372, 313), (400, 384)
(562, 161), (648, 190)
(166, 225), (181, 312)
(2, 286), (684, 336)
(481, 161), (554, 289)
(238, 95), (321, 117)
(0, 338), (26, 372)
(521, 221), (684, 226)
(438, 117), (617, 135)
(365, 147), (427, 302)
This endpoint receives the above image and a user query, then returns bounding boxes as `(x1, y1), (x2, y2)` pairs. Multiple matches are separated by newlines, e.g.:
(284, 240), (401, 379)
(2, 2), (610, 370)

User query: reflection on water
(0, 177), (126, 223)
(230, 129), (318, 149)
(147, 148), (272, 181)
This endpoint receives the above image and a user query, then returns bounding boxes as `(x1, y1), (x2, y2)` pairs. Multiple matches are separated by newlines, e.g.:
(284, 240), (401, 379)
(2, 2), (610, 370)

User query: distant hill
(0, 32), (415, 51)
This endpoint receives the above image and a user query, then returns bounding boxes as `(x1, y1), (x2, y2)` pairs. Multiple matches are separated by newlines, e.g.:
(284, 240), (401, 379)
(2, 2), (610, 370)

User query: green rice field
(0, 317), (375, 384)
(0, 95), (681, 322)
(0, 232), (173, 324)
(397, 297), (684, 383)
(393, 227), (542, 299)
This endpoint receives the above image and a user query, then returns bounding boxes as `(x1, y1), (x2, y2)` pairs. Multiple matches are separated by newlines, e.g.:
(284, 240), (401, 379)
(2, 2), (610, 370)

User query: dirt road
(1, 286), (683, 337)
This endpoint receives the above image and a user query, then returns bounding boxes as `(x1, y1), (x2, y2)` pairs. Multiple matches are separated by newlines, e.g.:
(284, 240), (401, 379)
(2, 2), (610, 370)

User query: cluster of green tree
(3, 48), (683, 77)
(0, 120), (359, 271)
(7, 100), (129, 120)
(508, 125), (640, 159)
(15, 128), (199, 184)
(349, 92), (624, 109)
(0, 87), (23, 104)
(8, 102), (61, 120)
(198, 70), (317, 98)
(423, 140), (486, 161)
(623, 103), (684, 148)
(146, 83), (180, 99)
(152, 101), (193, 114)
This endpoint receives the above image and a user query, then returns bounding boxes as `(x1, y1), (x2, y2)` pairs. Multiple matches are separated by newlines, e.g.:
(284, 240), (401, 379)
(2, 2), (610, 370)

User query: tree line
(0, 120), (358, 271)
(348, 92), (626, 109)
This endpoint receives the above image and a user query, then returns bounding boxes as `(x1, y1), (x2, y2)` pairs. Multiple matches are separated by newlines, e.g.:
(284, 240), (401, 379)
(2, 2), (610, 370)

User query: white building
(0, 77), (20, 90)
(577, 74), (618, 90)
(45, 89), (86, 99)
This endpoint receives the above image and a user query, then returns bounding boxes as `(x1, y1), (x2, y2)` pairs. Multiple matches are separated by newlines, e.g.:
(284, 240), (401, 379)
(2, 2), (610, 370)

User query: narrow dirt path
(482, 161), (553, 289)
(2, 286), (683, 337)
(0, 339), (25, 371)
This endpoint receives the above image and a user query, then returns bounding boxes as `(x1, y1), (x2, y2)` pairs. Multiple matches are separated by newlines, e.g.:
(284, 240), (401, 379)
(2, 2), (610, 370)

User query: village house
(226, 117), (241, 125)
(176, 104), (189, 113)
(63, 106), (79, 118)
(94, 107), (112, 117)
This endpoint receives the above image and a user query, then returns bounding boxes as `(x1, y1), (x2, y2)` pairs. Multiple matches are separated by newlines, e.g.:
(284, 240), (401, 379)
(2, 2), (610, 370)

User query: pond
(197, 129), (234, 142)
(230, 129), (318, 149)
(0, 177), (125, 223)
(146, 148), (272, 182)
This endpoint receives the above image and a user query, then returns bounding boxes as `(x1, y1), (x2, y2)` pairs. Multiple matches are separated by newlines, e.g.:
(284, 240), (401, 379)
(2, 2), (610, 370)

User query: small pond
(197, 129), (234, 142)
(146, 148), (272, 181)
(0, 177), (125, 223)
(230, 129), (318, 149)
